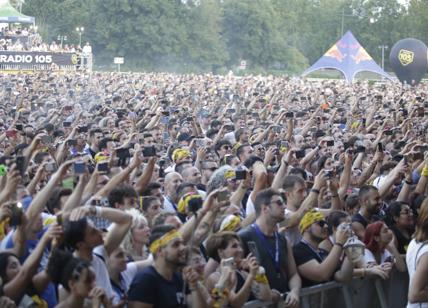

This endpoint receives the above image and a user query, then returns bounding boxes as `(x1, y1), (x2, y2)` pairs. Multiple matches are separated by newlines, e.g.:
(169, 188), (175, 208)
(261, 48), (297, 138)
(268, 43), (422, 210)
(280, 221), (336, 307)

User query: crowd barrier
(243, 269), (408, 308)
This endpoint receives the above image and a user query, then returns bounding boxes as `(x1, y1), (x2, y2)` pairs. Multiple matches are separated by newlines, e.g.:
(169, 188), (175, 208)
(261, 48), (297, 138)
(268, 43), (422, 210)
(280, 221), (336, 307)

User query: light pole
(378, 45), (388, 70)
(76, 27), (84, 47)
(57, 35), (67, 48)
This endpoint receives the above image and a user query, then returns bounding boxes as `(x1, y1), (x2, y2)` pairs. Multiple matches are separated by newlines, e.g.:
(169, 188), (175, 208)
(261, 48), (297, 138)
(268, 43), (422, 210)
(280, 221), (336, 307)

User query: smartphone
(161, 111), (170, 116)
(9, 203), (23, 226)
(97, 162), (109, 174)
(377, 142), (383, 152)
(226, 108), (236, 114)
(15, 156), (25, 176)
(295, 150), (306, 159)
(73, 161), (86, 174)
(324, 170), (333, 179)
(217, 190), (230, 202)
(273, 126), (281, 133)
(186, 116), (193, 122)
(247, 241), (261, 263)
(385, 130), (393, 136)
(326, 140), (334, 147)
(45, 162), (56, 172)
(356, 146), (366, 153)
(15, 124), (23, 131)
(195, 139), (205, 147)
(142, 146), (156, 157)
(63, 121), (72, 128)
(235, 169), (247, 180)
(56, 214), (63, 226)
(418, 107), (425, 117)
(64, 105), (73, 111)
(285, 112), (294, 118)
(279, 141), (288, 148)
(116, 148), (130, 159)
(77, 126), (88, 133)
(41, 135), (53, 145)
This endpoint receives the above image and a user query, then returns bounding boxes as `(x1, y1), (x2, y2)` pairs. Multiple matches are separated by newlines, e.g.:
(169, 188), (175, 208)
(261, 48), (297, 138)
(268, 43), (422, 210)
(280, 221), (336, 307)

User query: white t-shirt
(121, 262), (139, 293)
(283, 209), (302, 246)
(245, 191), (255, 217)
(363, 248), (392, 265)
(92, 246), (120, 305)
(406, 239), (428, 308)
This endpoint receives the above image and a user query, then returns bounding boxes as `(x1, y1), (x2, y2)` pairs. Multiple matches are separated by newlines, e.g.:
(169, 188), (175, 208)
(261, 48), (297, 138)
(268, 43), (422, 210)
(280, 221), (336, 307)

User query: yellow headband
(224, 170), (236, 180)
(172, 148), (190, 162)
(94, 152), (109, 163)
(299, 209), (324, 234)
(177, 192), (202, 214)
(220, 215), (241, 232)
(149, 229), (181, 254)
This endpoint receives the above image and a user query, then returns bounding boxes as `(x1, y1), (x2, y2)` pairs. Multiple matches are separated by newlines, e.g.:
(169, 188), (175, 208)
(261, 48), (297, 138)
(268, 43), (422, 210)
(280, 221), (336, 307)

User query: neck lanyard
(252, 224), (280, 274)
(301, 239), (324, 262)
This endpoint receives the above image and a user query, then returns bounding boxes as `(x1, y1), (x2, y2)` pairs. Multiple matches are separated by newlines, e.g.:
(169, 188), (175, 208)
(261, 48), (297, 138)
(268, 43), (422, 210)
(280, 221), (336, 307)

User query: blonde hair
(122, 209), (149, 257)
(415, 198), (428, 242)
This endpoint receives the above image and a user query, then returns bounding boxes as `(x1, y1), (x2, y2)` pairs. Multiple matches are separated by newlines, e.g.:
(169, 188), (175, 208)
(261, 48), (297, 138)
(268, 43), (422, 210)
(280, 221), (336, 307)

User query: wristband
(334, 242), (344, 248)
(311, 188), (320, 194)
(331, 194), (339, 198)
(90, 206), (101, 217)
(422, 166), (428, 177)
(405, 179), (413, 185)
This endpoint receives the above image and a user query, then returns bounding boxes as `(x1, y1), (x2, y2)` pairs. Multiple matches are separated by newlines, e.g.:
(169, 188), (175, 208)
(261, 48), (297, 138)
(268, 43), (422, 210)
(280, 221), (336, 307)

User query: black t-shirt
(352, 213), (380, 229)
(293, 241), (330, 287)
(238, 225), (289, 293)
(127, 265), (189, 308)
(390, 225), (411, 254)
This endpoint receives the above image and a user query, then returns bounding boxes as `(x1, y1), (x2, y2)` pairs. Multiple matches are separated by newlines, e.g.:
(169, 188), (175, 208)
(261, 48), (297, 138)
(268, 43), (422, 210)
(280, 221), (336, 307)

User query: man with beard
(128, 225), (207, 308)
(293, 209), (353, 287)
(238, 188), (301, 308)
(351, 185), (382, 240)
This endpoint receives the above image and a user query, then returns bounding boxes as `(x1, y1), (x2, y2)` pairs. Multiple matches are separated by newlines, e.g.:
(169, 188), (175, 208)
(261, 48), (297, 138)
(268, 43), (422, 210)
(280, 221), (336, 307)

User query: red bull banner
(302, 31), (392, 82)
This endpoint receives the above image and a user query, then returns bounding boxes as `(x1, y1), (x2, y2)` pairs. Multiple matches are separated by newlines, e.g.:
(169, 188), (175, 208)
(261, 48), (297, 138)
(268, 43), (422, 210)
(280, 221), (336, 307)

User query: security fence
(243, 270), (408, 308)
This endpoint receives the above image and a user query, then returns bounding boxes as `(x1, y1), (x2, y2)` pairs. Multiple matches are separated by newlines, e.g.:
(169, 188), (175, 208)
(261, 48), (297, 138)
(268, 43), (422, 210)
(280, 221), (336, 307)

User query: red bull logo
(324, 44), (346, 62)
(351, 47), (372, 64)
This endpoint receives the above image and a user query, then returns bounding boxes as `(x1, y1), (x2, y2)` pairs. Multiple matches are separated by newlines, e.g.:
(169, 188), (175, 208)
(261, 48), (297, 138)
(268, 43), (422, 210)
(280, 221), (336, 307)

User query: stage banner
(0, 51), (78, 66)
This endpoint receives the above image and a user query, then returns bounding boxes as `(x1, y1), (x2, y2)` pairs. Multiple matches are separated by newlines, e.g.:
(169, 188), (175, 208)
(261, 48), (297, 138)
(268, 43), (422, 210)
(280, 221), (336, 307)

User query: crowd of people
(0, 26), (90, 53)
(0, 71), (427, 307)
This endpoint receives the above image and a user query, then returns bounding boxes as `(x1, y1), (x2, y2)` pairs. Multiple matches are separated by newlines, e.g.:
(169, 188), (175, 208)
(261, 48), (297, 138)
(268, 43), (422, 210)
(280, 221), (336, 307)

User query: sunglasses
(204, 167), (217, 172)
(316, 220), (328, 228)
(222, 146), (231, 150)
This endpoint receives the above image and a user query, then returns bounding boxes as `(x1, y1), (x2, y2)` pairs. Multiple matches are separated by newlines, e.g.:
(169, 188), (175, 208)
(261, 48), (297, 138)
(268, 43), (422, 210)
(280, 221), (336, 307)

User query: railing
(243, 269), (408, 308)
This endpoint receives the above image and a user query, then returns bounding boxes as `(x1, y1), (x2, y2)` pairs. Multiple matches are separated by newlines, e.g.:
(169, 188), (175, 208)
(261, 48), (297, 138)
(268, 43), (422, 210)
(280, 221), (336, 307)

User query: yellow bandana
(94, 152), (109, 163)
(149, 229), (181, 254)
(224, 170), (236, 180)
(177, 192), (202, 214)
(172, 148), (191, 162)
(220, 215), (241, 232)
(299, 209), (324, 234)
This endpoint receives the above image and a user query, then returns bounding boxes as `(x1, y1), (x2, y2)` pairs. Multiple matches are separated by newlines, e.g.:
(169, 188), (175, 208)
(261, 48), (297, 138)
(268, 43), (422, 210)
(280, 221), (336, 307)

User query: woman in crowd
(47, 249), (111, 308)
(363, 221), (406, 272)
(121, 209), (151, 261)
(204, 231), (272, 307)
(385, 201), (414, 254)
(407, 198), (428, 307)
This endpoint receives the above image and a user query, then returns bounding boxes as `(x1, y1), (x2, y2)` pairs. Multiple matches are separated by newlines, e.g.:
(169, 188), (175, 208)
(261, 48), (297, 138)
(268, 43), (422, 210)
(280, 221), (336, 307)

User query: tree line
(19, 0), (428, 74)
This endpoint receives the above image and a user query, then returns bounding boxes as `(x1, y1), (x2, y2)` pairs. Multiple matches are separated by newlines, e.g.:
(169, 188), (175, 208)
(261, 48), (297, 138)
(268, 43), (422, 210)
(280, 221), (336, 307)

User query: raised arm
(69, 205), (132, 256)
